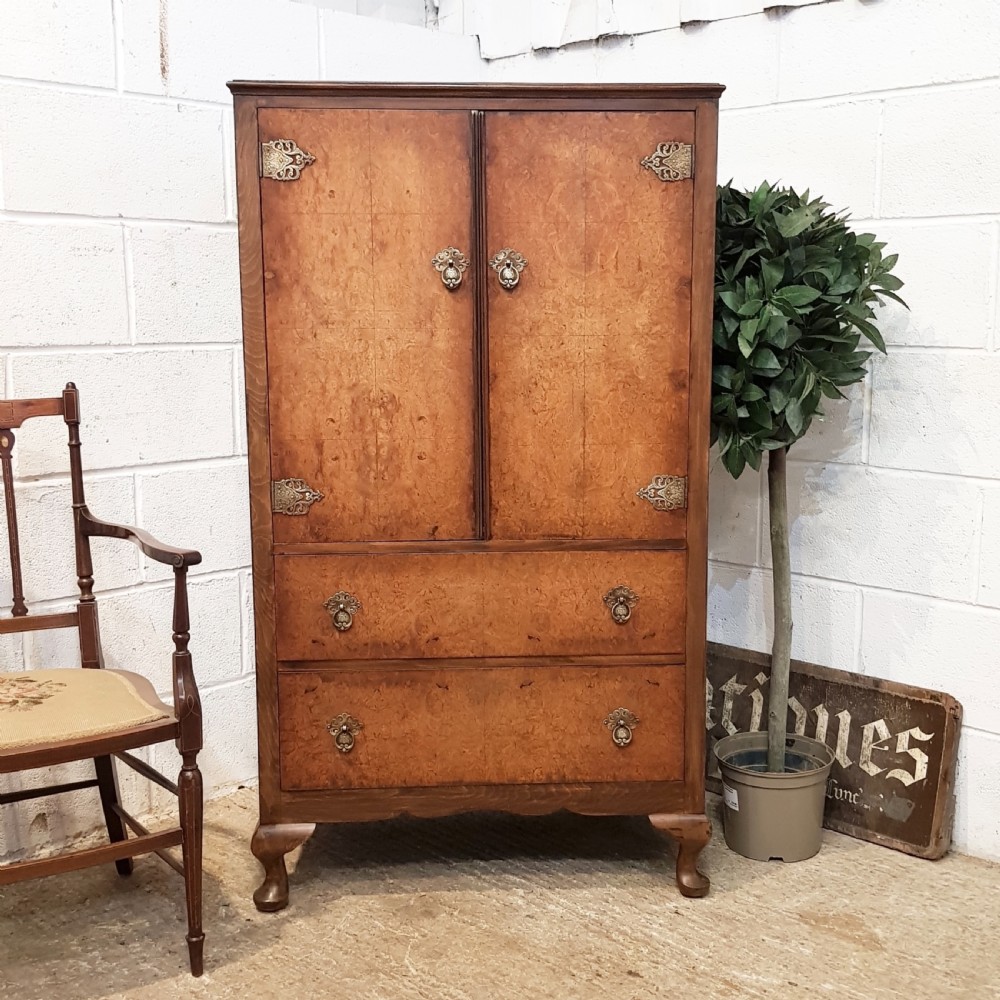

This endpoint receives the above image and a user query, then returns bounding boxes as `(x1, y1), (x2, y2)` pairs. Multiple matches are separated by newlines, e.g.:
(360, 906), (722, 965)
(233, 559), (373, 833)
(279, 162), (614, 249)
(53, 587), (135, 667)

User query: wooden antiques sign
(706, 643), (963, 858)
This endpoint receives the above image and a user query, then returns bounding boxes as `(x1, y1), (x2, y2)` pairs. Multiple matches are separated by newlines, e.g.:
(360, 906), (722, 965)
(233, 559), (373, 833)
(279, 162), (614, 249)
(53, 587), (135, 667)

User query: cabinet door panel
(260, 109), (477, 542)
(486, 111), (694, 540)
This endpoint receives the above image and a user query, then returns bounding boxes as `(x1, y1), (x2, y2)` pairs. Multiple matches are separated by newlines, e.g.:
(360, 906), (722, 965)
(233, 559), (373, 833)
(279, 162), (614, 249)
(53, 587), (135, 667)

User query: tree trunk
(767, 446), (792, 773)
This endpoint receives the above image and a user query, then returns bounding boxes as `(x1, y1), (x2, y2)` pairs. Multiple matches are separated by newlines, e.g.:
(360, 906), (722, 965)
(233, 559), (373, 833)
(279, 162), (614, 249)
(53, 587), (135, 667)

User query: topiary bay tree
(712, 181), (905, 773)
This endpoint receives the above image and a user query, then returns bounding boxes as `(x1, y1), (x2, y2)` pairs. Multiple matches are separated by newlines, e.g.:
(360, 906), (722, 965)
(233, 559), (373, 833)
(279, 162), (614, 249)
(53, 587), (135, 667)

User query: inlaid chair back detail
(0, 387), (93, 648)
(0, 383), (206, 977)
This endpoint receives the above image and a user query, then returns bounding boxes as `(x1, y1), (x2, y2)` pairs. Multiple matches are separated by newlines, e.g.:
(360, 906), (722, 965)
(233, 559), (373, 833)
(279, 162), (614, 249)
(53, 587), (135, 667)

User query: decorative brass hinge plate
(640, 142), (693, 182)
(272, 478), (324, 515)
(260, 139), (316, 181)
(637, 474), (687, 511)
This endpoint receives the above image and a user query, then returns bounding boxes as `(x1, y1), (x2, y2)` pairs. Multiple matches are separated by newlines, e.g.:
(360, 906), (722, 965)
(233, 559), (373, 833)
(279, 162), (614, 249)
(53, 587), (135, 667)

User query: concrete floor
(1, 787), (997, 999)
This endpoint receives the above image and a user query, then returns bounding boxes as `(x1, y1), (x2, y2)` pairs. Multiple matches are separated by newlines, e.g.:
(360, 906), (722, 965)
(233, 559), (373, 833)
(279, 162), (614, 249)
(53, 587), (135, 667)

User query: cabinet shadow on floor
(288, 806), (733, 907)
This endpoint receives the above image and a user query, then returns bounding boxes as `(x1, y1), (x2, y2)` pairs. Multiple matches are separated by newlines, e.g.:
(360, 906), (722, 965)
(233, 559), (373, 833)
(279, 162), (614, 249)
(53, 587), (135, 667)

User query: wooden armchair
(0, 384), (205, 977)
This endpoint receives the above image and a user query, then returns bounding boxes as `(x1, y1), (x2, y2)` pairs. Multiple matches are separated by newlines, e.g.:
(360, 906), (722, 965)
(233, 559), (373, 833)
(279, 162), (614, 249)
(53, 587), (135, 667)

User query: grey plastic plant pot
(714, 731), (835, 863)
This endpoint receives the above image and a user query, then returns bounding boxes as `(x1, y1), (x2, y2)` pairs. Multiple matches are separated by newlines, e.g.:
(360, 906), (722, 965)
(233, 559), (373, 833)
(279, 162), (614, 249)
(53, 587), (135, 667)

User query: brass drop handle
(490, 247), (527, 290)
(327, 713), (363, 754)
(603, 586), (638, 625)
(605, 708), (638, 747)
(432, 247), (469, 290)
(324, 591), (361, 632)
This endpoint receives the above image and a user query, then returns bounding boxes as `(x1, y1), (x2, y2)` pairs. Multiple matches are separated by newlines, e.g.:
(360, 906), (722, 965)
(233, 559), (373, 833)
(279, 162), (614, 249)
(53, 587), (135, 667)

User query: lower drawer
(278, 664), (685, 791)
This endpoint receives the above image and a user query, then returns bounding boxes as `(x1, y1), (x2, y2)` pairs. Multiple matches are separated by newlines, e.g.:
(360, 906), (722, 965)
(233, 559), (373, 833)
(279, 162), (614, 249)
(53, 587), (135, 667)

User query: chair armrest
(80, 510), (202, 568)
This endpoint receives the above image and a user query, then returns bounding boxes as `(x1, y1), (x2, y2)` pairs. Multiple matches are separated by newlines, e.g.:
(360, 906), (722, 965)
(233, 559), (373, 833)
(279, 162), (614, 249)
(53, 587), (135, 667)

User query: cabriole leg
(251, 822), (316, 912)
(649, 812), (711, 898)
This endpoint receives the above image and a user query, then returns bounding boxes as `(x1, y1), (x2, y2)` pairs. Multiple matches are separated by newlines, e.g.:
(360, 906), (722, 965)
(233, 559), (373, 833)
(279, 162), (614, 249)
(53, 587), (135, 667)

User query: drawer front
(274, 550), (686, 661)
(278, 665), (685, 790)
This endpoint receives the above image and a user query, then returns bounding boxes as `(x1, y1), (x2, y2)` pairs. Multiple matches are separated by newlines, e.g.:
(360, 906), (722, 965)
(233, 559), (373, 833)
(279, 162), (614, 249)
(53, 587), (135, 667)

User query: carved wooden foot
(251, 822), (315, 912)
(187, 935), (205, 979)
(649, 813), (711, 898)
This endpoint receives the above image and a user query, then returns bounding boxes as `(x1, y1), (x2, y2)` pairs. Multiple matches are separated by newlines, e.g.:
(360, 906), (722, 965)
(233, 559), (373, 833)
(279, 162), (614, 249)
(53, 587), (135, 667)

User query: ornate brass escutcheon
(260, 139), (316, 181)
(637, 474), (687, 512)
(605, 708), (639, 747)
(489, 248), (527, 290)
(431, 247), (469, 290)
(327, 713), (363, 754)
(324, 592), (361, 632)
(271, 478), (324, 516)
(603, 586), (639, 625)
(640, 142), (693, 182)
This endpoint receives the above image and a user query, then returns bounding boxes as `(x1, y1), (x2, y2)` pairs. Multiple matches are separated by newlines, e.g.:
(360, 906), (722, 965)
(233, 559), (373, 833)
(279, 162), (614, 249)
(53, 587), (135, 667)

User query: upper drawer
(274, 550), (686, 661)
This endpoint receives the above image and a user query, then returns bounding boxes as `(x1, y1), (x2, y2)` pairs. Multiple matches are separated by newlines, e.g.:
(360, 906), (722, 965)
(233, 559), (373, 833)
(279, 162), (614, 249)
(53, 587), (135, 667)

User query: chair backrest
(0, 383), (103, 667)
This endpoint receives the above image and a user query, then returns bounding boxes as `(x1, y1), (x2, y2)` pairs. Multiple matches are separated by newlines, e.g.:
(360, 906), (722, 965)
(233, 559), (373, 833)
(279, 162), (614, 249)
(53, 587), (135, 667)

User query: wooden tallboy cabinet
(229, 82), (723, 909)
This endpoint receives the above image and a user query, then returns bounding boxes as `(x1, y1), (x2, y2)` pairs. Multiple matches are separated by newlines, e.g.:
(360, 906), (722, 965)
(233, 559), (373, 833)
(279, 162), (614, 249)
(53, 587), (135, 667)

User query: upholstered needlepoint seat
(0, 670), (171, 751)
(0, 384), (206, 977)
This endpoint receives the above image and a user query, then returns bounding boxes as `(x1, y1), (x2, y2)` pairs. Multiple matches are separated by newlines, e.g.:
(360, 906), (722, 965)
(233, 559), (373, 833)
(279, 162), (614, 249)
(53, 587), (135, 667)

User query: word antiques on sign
(706, 644), (963, 859)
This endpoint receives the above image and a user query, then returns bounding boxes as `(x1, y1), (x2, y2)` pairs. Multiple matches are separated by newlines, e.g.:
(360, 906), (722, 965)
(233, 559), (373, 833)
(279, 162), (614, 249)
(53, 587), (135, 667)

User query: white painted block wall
(0, 2), (484, 860)
(1, 0), (999, 862)
(485, 0), (999, 860)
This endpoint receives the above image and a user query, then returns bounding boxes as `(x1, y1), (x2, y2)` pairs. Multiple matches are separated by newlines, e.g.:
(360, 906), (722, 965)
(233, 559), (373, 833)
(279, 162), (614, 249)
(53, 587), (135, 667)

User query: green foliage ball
(712, 181), (905, 478)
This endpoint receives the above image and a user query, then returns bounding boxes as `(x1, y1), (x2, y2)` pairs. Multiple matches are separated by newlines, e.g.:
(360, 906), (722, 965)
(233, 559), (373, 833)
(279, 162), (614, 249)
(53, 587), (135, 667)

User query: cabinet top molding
(226, 81), (725, 101)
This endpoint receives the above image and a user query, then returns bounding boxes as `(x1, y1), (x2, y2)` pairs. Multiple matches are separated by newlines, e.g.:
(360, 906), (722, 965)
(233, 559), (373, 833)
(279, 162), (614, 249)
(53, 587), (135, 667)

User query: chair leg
(94, 755), (133, 876)
(178, 751), (204, 977)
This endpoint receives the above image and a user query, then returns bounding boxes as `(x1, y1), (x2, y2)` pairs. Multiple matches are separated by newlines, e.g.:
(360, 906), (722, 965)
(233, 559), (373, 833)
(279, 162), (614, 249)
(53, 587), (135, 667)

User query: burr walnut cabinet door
(259, 109), (477, 543)
(278, 664), (685, 790)
(485, 111), (695, 541)
(273, 550), (686, 661)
